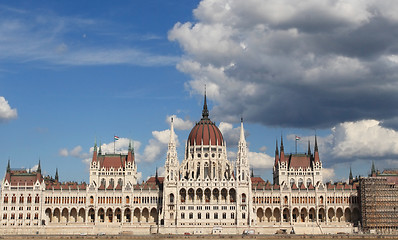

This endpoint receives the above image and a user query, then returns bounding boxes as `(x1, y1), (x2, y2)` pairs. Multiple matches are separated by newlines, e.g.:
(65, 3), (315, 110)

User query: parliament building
(0, 96), (362, 235)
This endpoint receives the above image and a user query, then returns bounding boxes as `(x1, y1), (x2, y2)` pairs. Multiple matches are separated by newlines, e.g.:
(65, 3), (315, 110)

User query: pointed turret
(349, 166), (353, 184)
(251, 168), (254, 178)
(307, 141), (311, 155)
(92, 140), (98, 163)
(6, 158), (10, 173)
(165, 116), (179, 183)
(314, 135), (320, 163)
(127, 140), (135, 163)
(280, 135), (285, 162)
(55, 168), (59, 182)
(371, 161), (376, 176)
(98, 141), (102, 155)
(237, 118), (250, 182)
(274, 139), (279, 166)
(37, 159), (41, 174)
(202, 88), (209, 119)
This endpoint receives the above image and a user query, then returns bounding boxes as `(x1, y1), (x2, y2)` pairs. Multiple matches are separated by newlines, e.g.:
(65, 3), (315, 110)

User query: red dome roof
(187, 93), (224, 146)
(188, 118), (224, 146)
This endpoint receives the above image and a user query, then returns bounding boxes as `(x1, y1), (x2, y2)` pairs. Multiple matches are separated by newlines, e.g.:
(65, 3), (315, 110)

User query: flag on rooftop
(295, 136), (301, 141)
(114, 136), (120, 141)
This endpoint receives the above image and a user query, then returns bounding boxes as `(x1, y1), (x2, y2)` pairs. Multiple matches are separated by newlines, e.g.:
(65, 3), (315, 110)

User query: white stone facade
(0, 102), (360, 235)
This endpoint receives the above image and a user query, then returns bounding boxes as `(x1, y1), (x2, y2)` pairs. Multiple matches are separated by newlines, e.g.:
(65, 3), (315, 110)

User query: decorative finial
(202, 86), (209, 119)
(55, 168), (59, 182)
(37, 159), (41, 173)
(7, 158), (10, 173)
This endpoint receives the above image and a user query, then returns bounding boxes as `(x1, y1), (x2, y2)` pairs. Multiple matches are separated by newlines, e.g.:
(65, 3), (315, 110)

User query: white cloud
(58, 145), (89, 159)
(322, 168), (335, 182)
(26, 164), (38, 173)
(169, 0), (398, 128)
(0, 96), (17, 122)
(218, 122), (241, 147)
(248, 151), (274, 169)
(166, 115), (193, 130)
(329, 120), (398, 158)
(142, 129), (178, 163)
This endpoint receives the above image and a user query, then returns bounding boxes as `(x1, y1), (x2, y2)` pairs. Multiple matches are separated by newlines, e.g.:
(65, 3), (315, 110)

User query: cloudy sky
(1, 0), (398, 183)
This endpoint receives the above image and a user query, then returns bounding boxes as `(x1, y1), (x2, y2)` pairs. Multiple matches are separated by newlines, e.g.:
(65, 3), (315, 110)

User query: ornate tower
(235, 118), (252, 226)
(162, 117), (179, 226)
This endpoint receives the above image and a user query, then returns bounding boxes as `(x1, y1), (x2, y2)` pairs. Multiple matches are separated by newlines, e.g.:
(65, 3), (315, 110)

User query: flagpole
(295, 139), (297, 154)
(114, 134), (115, 154)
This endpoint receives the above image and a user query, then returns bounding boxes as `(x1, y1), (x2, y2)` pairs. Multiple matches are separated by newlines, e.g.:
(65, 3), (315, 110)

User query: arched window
(3, 195), (8, 204)
(241, 193), (246, 203)
(298, 178), (303, 187)
(126, 196), (130, 204)
(109, 178), (114, 188)
(117, 178), (123, 187)
(101, 178), (106, 187)
(307, 178), (312, 187)
(169, 194), (174, 204)
(290, 178), (295, 187)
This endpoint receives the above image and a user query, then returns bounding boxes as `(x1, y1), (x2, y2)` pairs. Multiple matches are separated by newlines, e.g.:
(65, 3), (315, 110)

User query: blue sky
(1, 0), (398, 183)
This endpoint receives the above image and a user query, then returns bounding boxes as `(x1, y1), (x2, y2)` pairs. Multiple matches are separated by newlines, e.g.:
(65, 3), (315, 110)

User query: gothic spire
(170, 117), (175, 144)
(202, 87), (209, 119)
(280, 135), (284, 152)
(275, 139), (279, 155)
(371, 161), (376, 175)
(37, 159), (41, 174)
(308, 140), (311, 155)
(314, 135), (319, 152)
(239, 117), (246, 143)
(349, 166), (353, 181)
(55, 168), (59, 182)
(6, 158), (10, 173)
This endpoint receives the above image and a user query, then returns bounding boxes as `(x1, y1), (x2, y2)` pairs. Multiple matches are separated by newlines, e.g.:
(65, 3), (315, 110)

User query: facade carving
(0, 96), (362, 235)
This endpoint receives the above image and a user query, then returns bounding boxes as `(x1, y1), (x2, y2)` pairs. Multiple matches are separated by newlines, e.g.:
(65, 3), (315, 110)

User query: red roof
(6, 170), (42, 186)
(288, 154), (311, 169)
(98, 155), (126, 169)
(188, 118), (224, 146)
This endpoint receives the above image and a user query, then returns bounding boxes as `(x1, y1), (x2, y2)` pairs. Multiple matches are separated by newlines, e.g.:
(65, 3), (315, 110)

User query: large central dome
(187, 94), (224, 146)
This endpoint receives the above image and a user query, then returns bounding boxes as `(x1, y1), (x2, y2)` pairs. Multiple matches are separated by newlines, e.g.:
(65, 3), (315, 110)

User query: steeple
(98, 141), (102, 155)
(6, 158), (10, 173)
(274, 139), (279, 166)
(92, 140), (98, 163)
(280, 135), (285, 162)
(371, 161), (376, 176)
(202, 87), (209, 119)
(236, 118), (250, 182)
(314, 135), (320, 163)
(170, 117), (176, 144)
(55, 168), (59, 182)
(37, 159), (41, 174)
(349, 166), (353, 183)
(239, 117), (246, 144)
(308, 141), (311, 155)
(165, 116), (179, 183)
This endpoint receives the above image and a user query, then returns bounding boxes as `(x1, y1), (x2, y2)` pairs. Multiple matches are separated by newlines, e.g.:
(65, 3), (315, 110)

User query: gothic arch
(78, 208), (85, 223)
(133, 208), (140, 223)
(150, 208), (157, 223)
(61, 208), (69, 223)
(344, 208), (351, 222)
(256, 208), (264, 223)
(265, 208), (272, 222)
(70, 208), (77, 223)
(336, 208), (343, 222)
(124, 208), (131, 223)
(328, 208), (335, 222)
(142, 208), (149, 223)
